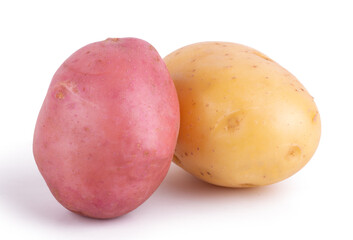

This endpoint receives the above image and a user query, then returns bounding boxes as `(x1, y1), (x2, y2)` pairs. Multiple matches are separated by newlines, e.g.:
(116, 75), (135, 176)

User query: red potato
(33, 38), (180, 219)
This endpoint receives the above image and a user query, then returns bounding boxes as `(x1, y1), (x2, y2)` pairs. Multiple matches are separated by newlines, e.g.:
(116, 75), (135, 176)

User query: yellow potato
(164, 42), (321, 187)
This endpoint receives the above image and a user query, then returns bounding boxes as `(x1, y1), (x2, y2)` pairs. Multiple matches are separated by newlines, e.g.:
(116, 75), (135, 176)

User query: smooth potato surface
(164, 42), (320, 187)
(33, 38), (180, 218)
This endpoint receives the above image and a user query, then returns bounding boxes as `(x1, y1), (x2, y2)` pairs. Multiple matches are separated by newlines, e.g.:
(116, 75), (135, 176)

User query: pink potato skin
(33, 38), (180, 219)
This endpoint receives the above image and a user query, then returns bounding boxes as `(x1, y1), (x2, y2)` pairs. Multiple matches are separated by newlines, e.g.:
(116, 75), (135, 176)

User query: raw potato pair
(33, 38), (321, 219)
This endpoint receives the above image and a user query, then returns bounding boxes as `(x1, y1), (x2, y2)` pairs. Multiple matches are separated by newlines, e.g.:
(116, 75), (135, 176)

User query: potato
(164, 42), (321, 187)
(33, 38), (180, 218)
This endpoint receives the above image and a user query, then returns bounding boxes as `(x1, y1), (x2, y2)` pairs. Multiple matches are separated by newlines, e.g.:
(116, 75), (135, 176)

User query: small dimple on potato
(55, 91), (65, 100)
(287, 146), (302, 159)
(226, 118), (241, 132)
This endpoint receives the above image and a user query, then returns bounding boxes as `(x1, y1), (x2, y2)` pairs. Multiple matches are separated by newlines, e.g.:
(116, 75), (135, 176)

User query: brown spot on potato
(106, 38), (119, 42)
(197, 147), (200, 151)
(223, 112), (244, 133)
(185, 152), (188, 156)
(288, 146), (301, 159)
(206, 171), (211, 176)
(252, 65), (258, 68)
(57, 81), (79, 96)
(226, 117), (241, 131)
(200, 172), (204, 176)
(55, 91), (65, 99)
(231, 76), (237, 80)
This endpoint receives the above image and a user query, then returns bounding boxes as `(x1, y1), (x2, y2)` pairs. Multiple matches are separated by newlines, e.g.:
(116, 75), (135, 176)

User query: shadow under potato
(0, 147), (281, 223)
(158, 164), (278, 200)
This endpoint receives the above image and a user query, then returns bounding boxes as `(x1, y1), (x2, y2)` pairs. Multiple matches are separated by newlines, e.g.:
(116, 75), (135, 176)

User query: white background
(0, 0), (352, 239)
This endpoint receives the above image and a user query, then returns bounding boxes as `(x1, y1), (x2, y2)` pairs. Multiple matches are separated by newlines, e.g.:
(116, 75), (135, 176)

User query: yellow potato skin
(164, 42), (321, 187)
